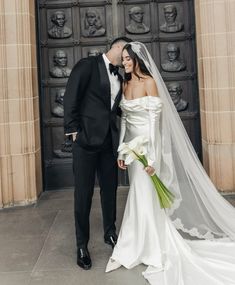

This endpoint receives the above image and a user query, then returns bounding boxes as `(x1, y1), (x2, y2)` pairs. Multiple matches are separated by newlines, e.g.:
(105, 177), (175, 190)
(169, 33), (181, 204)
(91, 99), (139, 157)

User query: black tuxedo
(64, 55), (122, 153)
(64, 55), (122, 248)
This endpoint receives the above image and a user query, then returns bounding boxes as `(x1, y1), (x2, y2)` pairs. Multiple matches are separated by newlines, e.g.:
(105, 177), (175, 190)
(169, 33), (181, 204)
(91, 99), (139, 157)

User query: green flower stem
(131, 151), (175, 209)
(151, 175), (174, 208)
(151, 176), (166, 208)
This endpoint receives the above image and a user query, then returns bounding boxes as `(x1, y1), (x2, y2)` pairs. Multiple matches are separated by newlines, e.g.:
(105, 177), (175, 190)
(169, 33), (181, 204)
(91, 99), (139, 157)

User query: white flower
(128, 135), (148, 155)
(118, 143), (136, 165)
(118, 136), (149, 165)
(117, 143), (131, 155)
(125, 152), (138, 165)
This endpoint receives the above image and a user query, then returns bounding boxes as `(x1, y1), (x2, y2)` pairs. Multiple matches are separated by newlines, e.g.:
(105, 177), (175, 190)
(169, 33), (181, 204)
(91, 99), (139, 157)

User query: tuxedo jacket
(64, 54), (122, 154)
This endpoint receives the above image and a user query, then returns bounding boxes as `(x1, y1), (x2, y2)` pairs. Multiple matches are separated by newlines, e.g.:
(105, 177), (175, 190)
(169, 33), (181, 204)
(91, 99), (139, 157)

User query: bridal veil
(129, 41), (235, 240)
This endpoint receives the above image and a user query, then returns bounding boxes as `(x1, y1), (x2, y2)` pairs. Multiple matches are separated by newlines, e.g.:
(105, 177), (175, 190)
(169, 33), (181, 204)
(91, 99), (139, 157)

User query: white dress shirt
(102, 53), (121, 109)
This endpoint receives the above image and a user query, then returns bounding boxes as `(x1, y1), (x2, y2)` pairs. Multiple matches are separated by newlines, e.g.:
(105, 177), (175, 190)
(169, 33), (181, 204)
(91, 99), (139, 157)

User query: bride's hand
(145, 166), (155, 176)
(118, 160), (127, 170)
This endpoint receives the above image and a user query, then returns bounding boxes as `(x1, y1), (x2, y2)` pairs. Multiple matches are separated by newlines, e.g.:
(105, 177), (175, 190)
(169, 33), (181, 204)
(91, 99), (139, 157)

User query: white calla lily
(124, 152), (138, 165)
(117, 143), (130, 155)
(118, 136), (149, 163)
(117, 135), (175, 209)
(128, 136), (148, 152)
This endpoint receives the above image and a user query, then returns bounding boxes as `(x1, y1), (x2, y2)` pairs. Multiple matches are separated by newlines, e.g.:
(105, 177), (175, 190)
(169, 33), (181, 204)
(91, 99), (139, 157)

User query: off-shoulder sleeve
(144, 96), (163, 173)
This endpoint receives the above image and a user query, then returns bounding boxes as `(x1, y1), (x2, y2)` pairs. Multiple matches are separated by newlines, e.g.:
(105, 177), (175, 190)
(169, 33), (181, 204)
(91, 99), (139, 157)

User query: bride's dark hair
(122, 44), (152, 82)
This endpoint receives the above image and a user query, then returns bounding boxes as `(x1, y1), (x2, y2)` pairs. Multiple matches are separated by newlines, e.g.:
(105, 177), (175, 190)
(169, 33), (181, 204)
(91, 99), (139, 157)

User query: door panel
(36, 0), (200, 190)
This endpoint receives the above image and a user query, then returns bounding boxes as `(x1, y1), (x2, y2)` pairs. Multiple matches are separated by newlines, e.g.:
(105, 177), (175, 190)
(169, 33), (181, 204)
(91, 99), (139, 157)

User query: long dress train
(106, 96), (235, 285)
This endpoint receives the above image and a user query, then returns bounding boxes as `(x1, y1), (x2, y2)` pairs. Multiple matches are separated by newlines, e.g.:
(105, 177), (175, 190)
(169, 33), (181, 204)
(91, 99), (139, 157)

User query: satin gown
(106, 96), (235, 285)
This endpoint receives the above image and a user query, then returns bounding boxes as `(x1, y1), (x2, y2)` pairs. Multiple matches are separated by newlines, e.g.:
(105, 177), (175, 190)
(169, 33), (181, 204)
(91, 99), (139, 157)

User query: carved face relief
(50, 50), (71, 78)
(52, 88), (65, 118)
(164, 5), (177, 24)
(54, 50), (68, 66)
(160, 4), (183, 33)
(86, 11), (97, 26)
(48, 10), (72, 39)
(54, 12), (66, 27)
(168, 82), (182, 102)
(83, 8), (106, 37)
(167, 44), (179, 61)
(51, 11), (66, 27)
(129, 7), (144, 23)
(167, 82), (188, 111)
(161, 43), (186, 72)
(126, 6), (150, 34)
(55, 89), (65, 104)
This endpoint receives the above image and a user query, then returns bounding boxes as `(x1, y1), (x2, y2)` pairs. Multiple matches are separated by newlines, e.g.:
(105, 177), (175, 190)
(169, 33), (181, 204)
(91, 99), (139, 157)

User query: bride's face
(122, 49), (134, 73)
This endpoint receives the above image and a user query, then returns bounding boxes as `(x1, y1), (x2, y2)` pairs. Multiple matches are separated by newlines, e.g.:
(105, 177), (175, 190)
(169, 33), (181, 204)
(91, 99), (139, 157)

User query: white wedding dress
(106, 95), (235, 285)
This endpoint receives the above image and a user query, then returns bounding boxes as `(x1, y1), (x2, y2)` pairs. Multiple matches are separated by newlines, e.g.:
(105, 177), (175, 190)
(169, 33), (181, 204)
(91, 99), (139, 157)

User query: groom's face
(115, 42), (128, 67)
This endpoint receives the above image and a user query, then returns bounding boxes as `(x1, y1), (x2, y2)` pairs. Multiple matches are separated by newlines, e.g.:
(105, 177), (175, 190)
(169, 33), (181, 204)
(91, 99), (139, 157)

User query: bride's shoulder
(144, 76), (159, 97)
(144, 76), (155, 84)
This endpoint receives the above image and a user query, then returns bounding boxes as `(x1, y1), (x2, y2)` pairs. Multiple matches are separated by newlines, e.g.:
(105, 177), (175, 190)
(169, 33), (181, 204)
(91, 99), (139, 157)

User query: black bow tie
(109, 63), (119, 76)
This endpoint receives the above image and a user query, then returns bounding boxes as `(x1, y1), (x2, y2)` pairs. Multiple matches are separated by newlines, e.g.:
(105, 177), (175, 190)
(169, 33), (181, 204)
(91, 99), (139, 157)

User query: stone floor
(0, 188), (234, 285)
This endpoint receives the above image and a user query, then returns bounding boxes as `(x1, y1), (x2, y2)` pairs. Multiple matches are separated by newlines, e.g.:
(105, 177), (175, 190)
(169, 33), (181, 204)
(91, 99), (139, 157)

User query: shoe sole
(77, 260), (92, 270)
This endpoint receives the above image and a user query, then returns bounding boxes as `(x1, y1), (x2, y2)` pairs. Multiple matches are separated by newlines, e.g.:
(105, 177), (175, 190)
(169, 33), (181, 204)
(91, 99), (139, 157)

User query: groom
(64, 37), (132, 270)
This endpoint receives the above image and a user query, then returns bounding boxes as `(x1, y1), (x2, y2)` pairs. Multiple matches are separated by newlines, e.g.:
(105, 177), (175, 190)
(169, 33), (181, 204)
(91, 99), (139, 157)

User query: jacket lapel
(111, 76), (123, 111)
(97, 55), (111, 109)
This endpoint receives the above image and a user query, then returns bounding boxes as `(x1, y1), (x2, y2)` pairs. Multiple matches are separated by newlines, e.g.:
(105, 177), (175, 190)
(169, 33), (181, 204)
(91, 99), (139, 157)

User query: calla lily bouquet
(118, 136), (175, 209)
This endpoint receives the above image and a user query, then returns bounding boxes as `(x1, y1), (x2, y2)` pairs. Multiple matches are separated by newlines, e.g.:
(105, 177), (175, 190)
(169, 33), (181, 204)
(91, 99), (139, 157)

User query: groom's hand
(118, 160), (127, 170)
(65, 132), (78, 142)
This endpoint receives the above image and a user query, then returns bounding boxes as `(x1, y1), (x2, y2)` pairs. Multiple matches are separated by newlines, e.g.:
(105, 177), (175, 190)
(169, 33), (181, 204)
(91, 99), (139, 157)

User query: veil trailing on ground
(130, 41), (235, 240)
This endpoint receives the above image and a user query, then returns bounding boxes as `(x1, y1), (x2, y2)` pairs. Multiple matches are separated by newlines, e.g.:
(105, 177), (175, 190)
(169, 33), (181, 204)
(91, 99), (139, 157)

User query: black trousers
(72, 133), (118, 248)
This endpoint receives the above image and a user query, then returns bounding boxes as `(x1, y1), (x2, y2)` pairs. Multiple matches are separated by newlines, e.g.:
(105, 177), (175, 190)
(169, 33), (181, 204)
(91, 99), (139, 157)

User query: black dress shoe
(77, 248), (92, 270)
(104, 234), (117, 248)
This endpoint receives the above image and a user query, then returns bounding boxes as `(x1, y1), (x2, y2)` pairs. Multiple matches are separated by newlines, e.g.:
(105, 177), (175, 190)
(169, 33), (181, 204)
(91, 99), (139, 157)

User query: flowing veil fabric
(129, 42), (235, 240)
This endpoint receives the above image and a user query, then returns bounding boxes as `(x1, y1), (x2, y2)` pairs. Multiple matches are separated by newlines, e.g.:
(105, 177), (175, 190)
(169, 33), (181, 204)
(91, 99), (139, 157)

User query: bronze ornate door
(37, 0), (200, 190)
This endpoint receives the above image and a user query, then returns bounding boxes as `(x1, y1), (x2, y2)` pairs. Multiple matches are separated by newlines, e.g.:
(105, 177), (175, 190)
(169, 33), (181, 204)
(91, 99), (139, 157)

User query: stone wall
(0, 0), (42, 207)
(195, 0), (235, 192)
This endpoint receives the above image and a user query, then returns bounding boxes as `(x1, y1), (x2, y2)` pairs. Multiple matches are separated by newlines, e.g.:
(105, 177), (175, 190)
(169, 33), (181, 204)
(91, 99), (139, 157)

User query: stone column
(195, 0), (235, 192)
(0, 0), (42, 207)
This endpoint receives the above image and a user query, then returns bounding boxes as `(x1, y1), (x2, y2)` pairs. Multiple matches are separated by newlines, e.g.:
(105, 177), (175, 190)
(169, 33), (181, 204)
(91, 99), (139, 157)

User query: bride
(105, 42), (235, 284)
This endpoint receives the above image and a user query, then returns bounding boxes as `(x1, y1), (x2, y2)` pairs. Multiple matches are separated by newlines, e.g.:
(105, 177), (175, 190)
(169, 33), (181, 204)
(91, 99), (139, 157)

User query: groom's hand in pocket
(118, 160), (127, 170)
(65, 132), (77, 142)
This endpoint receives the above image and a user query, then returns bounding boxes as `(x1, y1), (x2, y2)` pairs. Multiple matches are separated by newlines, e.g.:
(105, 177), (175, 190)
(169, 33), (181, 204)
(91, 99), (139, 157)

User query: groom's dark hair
(110, 37), (132, 47)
